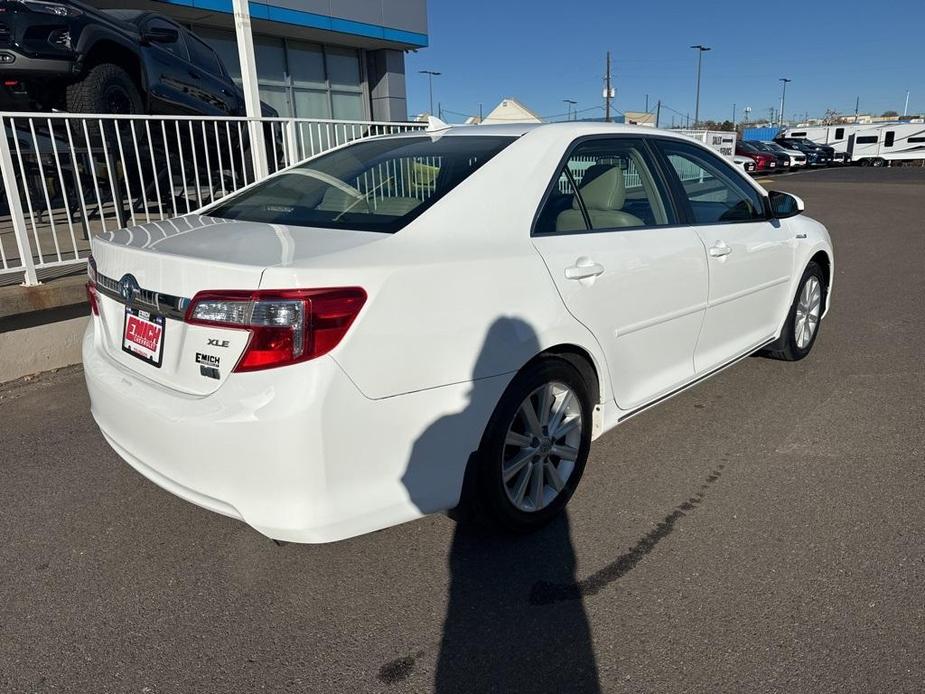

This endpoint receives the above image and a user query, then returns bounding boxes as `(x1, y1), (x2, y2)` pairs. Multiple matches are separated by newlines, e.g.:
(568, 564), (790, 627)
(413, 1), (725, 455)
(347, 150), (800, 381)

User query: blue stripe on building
(160, 0), (429, 47)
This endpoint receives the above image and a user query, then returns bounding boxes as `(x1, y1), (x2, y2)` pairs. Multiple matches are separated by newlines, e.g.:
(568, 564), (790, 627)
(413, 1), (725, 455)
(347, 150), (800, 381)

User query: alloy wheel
(104, 85), (135, 114)
(502, 381), (583, 513)
(794, 276), (822, 349)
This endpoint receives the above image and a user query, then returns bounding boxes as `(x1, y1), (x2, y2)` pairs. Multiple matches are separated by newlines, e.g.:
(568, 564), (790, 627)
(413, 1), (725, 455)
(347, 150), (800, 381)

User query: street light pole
(778, 78), (791, 128)
(418, 70), (441, 116)
(691, 45), (711, 127)
(562, 98), (577, 121)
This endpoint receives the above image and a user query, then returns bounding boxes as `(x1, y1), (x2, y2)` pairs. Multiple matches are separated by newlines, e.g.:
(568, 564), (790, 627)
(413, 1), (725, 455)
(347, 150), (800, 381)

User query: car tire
(66, 64), (142, 115)
(764, 261), (826, 361)
(466, 356), (593, 533)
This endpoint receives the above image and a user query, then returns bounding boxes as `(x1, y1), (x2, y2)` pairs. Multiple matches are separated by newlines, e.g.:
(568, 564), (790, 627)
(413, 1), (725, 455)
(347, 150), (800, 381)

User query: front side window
(657, 139), (766, 224)
(187, 36), (222, 76)
(535, 138), (672, 234)
(207, 136), (515, 233)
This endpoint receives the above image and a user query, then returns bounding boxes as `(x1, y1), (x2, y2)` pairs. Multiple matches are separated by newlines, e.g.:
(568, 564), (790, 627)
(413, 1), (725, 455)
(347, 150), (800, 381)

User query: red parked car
(735, 141), (778, 173)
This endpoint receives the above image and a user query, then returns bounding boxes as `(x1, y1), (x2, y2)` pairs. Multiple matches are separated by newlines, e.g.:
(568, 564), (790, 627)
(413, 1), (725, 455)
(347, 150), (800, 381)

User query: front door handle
(565, 261), (605, 280)
(709, 242), (732, 258)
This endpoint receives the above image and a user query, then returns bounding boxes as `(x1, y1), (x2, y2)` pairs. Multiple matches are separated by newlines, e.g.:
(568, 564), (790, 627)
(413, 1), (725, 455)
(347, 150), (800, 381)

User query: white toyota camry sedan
(83, 123), (833, 543)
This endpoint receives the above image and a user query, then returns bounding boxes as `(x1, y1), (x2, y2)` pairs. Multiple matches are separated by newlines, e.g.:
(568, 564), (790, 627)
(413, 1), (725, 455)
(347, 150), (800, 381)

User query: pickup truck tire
(66, 64), (142, 114)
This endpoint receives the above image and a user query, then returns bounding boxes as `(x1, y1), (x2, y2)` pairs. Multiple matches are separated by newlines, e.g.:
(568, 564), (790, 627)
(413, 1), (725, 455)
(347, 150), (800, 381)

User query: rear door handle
(709, 242), (732, 258)
(564, 261), (605, 280)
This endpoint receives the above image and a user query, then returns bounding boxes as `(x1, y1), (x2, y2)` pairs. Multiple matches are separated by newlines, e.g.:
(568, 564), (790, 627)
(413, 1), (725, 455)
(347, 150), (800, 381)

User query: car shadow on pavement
(397, 317), (601, 693)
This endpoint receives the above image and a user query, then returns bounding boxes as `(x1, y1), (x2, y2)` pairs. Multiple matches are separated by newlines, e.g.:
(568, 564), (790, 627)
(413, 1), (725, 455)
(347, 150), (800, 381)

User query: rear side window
(534, 138), (672, 234)
(188, 36), (222, 76)
(207, 136), (515, 233)
(856, 136), (878, 144)
(835, 127), (845, 139)
(656, 139), (766, 224)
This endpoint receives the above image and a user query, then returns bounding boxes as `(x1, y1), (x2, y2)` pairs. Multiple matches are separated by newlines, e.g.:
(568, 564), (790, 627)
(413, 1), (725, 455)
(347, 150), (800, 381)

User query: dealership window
(193, 27), (367, 120)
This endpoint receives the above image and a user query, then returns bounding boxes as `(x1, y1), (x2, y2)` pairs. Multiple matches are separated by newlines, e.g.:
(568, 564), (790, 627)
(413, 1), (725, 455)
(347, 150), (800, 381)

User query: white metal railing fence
(0, 112), (424, 286)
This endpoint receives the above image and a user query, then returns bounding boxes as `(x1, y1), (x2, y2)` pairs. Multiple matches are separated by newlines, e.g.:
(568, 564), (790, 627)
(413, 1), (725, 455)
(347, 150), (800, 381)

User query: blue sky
(405, 1), (924, 124)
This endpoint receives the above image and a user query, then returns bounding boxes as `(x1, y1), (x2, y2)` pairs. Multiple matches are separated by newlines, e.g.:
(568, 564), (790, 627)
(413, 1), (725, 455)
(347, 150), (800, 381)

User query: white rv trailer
(782, 123), (925, 164)
(845, 124), (925, 165)
(781, 124), (866, 158)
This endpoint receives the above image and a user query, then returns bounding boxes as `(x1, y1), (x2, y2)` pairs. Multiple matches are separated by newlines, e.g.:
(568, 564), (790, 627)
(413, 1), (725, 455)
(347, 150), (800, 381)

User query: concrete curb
(0, 316), (89, 384)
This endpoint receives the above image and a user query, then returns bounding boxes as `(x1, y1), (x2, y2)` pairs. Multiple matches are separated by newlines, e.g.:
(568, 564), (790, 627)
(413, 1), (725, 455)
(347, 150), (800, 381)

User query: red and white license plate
(122, 306), (165, 367)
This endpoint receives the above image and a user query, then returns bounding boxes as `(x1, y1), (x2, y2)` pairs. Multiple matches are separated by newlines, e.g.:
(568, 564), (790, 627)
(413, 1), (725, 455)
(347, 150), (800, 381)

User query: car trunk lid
(90, 214), (386, 395)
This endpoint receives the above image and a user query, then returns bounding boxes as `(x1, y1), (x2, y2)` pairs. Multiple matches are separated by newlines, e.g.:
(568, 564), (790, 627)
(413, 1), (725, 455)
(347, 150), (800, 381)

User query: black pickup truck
(0, 1), (274, 116)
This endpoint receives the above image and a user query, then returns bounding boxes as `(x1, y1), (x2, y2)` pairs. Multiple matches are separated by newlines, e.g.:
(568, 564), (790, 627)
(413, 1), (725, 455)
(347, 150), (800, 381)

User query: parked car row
(735, 136), (842, 174)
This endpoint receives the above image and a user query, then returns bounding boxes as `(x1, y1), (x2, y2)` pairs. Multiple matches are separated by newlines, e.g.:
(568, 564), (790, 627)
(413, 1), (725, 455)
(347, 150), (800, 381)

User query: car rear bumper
(83, 321), (506, 543)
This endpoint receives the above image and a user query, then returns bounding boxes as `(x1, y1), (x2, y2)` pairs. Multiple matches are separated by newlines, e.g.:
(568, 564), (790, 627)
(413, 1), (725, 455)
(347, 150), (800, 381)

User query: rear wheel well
(531, 345), (601, 406)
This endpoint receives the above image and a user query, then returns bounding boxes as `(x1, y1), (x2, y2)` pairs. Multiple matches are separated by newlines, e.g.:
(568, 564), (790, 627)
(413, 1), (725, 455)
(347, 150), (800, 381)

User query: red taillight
(85, 281), (99, 316)
(185, 287), (367, 372)
(86, 255), (99, 315)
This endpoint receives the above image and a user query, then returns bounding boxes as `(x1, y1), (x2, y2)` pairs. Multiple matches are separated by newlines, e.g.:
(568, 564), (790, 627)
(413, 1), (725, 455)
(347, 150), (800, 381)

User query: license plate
(122, 306), (165, 367)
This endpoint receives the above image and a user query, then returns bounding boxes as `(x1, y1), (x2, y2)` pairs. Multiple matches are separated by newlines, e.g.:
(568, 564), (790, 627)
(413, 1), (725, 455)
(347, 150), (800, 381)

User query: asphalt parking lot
(2, 167), (923, 693)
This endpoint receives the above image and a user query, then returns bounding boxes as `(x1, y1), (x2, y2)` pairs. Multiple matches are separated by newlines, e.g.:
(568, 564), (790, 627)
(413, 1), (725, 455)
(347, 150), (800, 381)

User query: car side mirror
(142, 27), (179, 44)
(769, 190), (804, 219)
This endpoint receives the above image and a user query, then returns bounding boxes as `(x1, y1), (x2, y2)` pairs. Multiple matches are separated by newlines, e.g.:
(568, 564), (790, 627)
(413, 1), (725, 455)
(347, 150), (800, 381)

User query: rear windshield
(206, 135), (516, 233)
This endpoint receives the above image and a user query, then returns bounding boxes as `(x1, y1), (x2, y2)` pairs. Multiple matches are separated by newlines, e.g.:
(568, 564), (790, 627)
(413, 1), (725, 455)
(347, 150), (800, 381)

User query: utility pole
(732, 103), (736, 125)
(645, 94), (649, 113)
(603, 51), (614, 122)
(904, 90), (910, 117)
(562, 98), (577, 121)
(686, 113), (690, 128)
(655, 99), (661, 128)
(691, 44), (711, 127)
(778, 78), (791, 127)
(478, 103), (483, 122)
(418, 69), (441, 116)
(854, 96), (860, 123)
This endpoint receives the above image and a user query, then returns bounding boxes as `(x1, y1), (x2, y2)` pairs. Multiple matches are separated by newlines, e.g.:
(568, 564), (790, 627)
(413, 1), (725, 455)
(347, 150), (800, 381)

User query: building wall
(193, 27), (369, 120)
